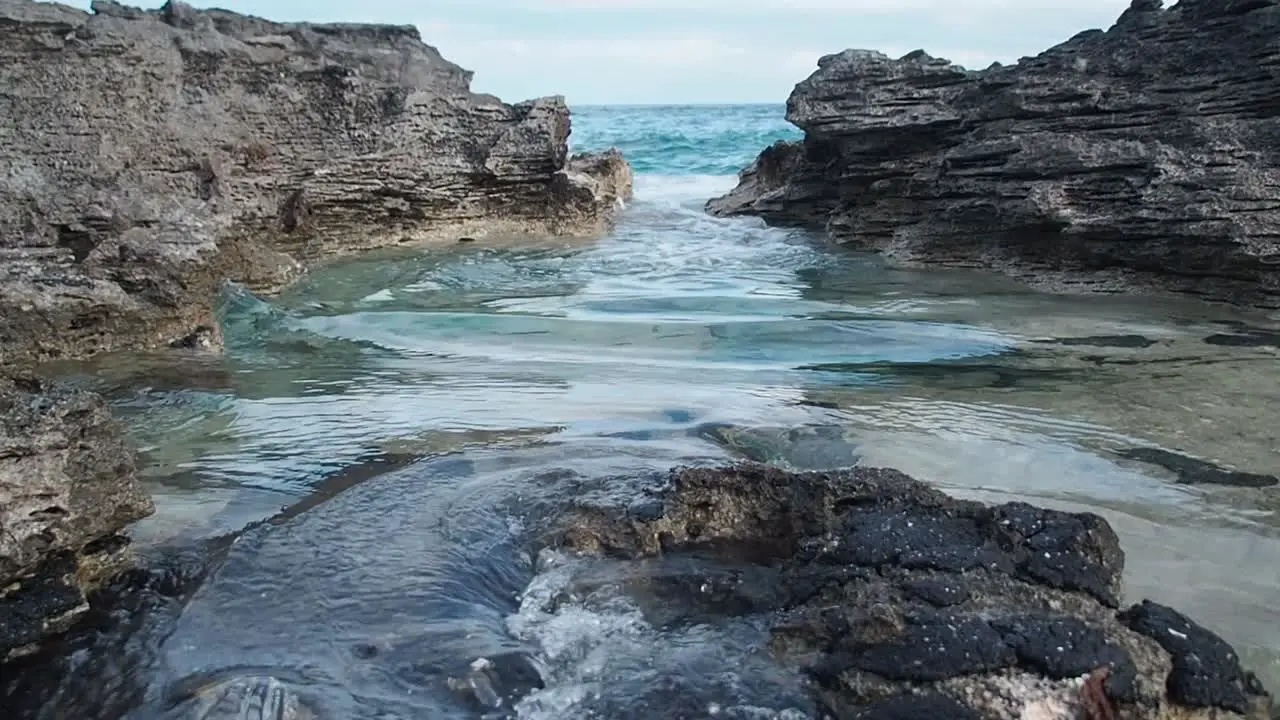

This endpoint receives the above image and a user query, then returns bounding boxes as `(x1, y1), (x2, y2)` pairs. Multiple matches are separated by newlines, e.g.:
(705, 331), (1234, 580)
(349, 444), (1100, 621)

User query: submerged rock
(167, 675), (312, 720)
(544, 464), (1274, 719)
(709, 0), (1280, 306)
(444, 652), (548, 713)
(1203, 327), (1280, 348)
(1037, 335), (1159, 349)
(694, 423), (862, 470)
(1115, 447), (1279, 488)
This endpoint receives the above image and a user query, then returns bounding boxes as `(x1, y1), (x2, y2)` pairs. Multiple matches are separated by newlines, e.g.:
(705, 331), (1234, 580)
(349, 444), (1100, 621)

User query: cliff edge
(0, 0), (632, 658)
(709, 0), (1280, 306)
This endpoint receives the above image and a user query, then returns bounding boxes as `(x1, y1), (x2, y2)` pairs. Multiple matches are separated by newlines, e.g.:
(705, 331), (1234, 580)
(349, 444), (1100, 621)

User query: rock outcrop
(0, 0), (632, 366)
(0, 374), (153, 660)
(710, 0), (1280, 306)
(0, 0), (630, 658)
(545, 464), (1274, 719)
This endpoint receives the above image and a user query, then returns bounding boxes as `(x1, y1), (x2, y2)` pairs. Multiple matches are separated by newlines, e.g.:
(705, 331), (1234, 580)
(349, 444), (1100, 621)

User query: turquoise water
(20, 104), (1280, 717)
(570, 104), (801, 174)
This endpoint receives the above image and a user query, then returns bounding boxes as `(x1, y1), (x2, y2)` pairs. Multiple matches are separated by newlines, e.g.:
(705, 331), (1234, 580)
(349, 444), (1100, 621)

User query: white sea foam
(632, 173), (741, 206)
(506, 551), (816, 719)
(358, 288), (395, 303)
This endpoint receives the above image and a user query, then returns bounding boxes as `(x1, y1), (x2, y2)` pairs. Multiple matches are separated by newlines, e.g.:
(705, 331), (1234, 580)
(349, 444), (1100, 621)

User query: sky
(77, 0), (1135, 105)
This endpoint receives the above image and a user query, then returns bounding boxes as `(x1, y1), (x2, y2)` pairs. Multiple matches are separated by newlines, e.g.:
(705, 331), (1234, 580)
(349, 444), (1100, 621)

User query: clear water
(19, 104), (1280, 717)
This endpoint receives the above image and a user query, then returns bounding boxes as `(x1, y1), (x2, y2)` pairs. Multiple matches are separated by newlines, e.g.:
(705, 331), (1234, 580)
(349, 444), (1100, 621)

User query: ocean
(15, 103), (1280, 717)
(570, 104), (802, 175)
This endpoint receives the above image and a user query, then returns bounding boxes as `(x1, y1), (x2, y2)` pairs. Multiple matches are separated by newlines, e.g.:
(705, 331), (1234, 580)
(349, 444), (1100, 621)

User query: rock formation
(0, 0), (632, 366)
(0, 374), (153, 660)
(710, 0), (1280, 306)
(546, 464), (1274, 719)
(0, 0), (631, 658)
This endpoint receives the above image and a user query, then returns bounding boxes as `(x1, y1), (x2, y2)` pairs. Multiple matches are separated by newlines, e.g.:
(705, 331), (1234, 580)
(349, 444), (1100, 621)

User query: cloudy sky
(90, 0), (1134, 104)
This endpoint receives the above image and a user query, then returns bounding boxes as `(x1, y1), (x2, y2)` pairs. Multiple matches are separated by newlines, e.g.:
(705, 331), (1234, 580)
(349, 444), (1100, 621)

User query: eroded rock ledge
(0, 0), (632, 366)
(0, 374), (153, 660)
(0, 0), (631, 658)
(709, 0), (1280, 306)
(546, 464), (1274, 719)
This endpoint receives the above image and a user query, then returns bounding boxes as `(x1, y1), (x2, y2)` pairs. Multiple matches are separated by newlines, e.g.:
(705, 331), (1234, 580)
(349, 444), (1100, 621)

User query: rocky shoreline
(1, 0), (1276, 715)
(709, 0), (1280, 307)
(0, 0), (631, 659)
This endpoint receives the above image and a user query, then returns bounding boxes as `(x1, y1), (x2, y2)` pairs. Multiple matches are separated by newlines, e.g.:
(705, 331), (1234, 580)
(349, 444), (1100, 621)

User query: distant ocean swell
(568, 103), (801, 177)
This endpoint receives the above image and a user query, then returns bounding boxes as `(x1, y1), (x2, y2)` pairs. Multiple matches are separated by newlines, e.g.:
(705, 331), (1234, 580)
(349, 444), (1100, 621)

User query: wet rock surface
(1, 543), (221, 719)
(709, 0), (1280, 306)
(0, 374), (152, 660)
(545, 464), (1274, 719)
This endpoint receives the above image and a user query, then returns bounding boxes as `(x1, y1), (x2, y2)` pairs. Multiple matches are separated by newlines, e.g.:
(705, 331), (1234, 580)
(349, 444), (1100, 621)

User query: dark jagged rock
(709, 0), (1280, 306)
(1122, 600), (1270, 713)
(547, 464), (1274, 719)
(0, 0), (630, 661)
(0, 0), (632, 366)
(0, 553), (89, 660)
(3, 531), (253, 718)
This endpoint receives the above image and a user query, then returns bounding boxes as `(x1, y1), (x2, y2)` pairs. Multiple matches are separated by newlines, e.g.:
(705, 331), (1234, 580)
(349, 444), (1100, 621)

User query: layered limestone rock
(0, 374), (153, 660)
(0, 0), (632, 366)
(0, 0), (630, 658)
(710, 0), (1280, 306)
(546, 464), (1275, 719)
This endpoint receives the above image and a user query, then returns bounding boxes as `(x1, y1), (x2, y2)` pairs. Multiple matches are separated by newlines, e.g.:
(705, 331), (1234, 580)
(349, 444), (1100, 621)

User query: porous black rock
(549, 464), (1274, 719)
(1121, 600), (1270, 713)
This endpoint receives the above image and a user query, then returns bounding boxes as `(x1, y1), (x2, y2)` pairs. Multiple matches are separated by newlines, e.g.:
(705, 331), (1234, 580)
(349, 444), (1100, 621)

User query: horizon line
(566, 101), (787, 107)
